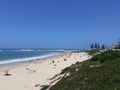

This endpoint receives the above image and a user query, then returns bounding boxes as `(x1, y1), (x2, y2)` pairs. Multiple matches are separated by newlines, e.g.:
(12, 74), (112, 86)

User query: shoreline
(0, 51), (64, 69)
(0, 52), (66, 72)
(0, 51), (91, 90)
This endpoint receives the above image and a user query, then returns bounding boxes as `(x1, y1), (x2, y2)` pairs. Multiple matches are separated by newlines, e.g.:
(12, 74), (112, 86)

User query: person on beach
(52, 60), (54, 63)
(4, 70), (11, 76)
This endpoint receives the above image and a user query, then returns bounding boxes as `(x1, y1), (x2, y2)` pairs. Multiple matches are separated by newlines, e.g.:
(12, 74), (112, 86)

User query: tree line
(90, 38), (120, 50)
(90, 43), (107, 50)
(114, 39), (120, 49)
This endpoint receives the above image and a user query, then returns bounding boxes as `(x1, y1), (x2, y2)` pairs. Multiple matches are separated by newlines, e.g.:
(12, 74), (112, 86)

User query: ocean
(0, 49), (64, 66)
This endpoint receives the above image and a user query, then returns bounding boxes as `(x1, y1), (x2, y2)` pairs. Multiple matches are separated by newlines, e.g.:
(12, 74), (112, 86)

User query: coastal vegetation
(90, 50), (120, 63)
(90, 43), (107, 50)
(50, 50), (120, 90)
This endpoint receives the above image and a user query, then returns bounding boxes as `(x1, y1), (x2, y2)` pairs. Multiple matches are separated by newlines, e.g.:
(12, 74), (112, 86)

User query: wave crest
(0, 52), (61, 65)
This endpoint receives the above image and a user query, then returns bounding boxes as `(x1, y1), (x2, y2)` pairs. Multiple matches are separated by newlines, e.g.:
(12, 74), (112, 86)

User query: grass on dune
(50, 50), (120, 90)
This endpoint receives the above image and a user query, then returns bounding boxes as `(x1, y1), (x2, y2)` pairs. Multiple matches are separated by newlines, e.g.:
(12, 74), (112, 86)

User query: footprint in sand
(26, 68), (36, 74)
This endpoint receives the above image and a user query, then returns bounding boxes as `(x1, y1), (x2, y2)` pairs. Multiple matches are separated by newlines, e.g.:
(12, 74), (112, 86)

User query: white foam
(5, 49), (66, 52)
(0, 53), (61, 65)
(37, 50), (65, 52)
(49, 50), (65, 51)
(12, 49), (35, 52)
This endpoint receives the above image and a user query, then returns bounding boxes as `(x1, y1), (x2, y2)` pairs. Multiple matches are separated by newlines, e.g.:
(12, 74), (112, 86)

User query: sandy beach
(0, 52), (91, 90)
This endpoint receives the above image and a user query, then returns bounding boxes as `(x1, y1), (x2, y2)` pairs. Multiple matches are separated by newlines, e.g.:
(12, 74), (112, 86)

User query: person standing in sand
(52, 60), (54, 63)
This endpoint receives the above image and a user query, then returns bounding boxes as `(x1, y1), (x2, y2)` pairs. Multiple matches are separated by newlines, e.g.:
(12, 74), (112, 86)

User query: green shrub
(87, 50), (99, 55)
(61, 67), (71, 74)
(91, 50), (120, 63)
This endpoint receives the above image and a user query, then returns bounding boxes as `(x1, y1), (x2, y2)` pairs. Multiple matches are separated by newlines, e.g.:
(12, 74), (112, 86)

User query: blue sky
(0, 0), (120, 49)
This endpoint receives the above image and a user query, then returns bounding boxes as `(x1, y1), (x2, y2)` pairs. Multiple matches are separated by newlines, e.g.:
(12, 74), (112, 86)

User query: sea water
(0, 49), (63, 66)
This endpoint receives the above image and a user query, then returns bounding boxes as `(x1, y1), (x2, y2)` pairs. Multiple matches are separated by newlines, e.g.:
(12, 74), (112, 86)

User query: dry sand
(0, 52), (91, 90)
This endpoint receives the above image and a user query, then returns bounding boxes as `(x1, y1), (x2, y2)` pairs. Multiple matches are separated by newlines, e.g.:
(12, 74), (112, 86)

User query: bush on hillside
(90, 50), (120, 63)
